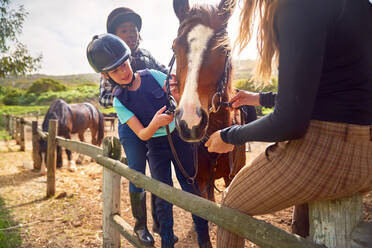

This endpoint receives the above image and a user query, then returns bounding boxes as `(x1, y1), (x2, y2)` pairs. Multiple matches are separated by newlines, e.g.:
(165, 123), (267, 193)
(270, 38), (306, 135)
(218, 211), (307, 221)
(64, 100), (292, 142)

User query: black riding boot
(130, 192), (155, 246)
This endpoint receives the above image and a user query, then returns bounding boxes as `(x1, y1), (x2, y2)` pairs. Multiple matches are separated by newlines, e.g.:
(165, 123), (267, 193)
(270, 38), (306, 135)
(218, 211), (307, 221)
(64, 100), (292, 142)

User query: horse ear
(218, 0), (236, 24)
(173, 0), (190, 22)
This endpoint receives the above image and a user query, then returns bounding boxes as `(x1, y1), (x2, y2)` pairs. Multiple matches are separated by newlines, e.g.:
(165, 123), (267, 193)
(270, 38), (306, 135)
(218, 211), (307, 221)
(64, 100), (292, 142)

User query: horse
(172, 0), (255, 201)
(40, 99), (105, 172)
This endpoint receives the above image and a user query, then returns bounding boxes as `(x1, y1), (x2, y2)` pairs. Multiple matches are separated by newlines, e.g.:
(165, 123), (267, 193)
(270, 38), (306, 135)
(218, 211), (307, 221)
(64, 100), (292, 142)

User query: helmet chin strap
(126, 73), (136, 88)
(108, 72), (136, 103)
(108, 72), (136, 88)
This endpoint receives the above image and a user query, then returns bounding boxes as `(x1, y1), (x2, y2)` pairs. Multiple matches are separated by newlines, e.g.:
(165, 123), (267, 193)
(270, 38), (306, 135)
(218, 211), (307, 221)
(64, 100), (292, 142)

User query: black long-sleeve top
(221, 0), (372, 145)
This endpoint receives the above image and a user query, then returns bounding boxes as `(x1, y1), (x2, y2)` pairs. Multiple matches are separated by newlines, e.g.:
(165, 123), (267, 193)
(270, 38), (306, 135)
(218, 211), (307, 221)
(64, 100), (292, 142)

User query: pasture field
(0, 105), (49, 116)
(0, 119), (371, 247)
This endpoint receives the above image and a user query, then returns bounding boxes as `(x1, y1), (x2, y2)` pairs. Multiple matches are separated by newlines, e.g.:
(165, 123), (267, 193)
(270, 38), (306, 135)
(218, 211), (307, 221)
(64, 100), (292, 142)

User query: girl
(87, 33), (211, 248)
(99, 7), (169, 245)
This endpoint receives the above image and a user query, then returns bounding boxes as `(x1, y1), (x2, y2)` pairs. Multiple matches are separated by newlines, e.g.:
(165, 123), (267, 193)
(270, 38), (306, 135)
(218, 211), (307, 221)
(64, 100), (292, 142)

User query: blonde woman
(205, 0), (372, 247)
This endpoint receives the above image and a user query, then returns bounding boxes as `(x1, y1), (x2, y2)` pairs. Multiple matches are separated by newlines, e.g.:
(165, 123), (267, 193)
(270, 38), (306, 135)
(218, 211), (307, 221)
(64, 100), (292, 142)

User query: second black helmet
(86, 33), (131, 73)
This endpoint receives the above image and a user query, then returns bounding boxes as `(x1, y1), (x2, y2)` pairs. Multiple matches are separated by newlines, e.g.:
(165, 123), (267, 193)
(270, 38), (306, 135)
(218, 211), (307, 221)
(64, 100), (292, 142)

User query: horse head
(172, 0), (235, 142)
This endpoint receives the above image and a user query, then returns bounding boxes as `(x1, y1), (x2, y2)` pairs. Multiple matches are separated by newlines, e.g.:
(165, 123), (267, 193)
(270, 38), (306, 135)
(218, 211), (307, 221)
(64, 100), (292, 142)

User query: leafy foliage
(0, 83), (98, 106)
(233, 77), (278, 115)
(0, 0), (42, 78)
(0, 76), (98, 105)
(27, 78), (67, 95)
(233, 77), (278, 93)
(1, 87), (24, 105)
(35, 85), (98, 105)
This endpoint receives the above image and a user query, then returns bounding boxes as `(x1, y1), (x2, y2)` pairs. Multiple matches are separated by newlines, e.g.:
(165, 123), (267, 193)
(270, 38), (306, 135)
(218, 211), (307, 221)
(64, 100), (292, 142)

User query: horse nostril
(196, 107), (202, 118)
(178, 119), (188, 131)
(198, 108), (208, 129)
(175, 108), (183, 120)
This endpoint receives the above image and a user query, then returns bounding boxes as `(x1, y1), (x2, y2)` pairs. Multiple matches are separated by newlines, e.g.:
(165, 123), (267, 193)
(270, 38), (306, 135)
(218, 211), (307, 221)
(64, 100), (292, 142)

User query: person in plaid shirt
(99, 7), (173, 246)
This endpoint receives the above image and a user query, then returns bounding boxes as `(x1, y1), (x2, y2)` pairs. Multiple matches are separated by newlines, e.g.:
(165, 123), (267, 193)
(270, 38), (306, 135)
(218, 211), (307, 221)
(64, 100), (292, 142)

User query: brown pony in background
(172, 0), (254, 200)
(40, 99), (104, 172)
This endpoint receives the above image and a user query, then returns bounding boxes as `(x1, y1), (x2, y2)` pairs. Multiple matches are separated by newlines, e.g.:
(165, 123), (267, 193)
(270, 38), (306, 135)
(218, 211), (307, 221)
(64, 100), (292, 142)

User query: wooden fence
(2, 114), (371, 248)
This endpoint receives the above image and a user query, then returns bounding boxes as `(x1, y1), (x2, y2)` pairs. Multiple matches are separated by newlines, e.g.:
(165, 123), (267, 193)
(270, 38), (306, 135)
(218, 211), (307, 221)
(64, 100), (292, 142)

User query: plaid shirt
(98, 48), (168, 108)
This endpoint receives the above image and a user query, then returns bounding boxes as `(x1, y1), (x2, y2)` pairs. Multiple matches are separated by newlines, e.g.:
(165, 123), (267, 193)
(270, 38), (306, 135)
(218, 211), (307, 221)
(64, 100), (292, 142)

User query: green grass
(0, 105), (50, 131)
(0, 129), (11, 141)
(262, 107), (274, 115)
(100, 106), (115, 114)
(0, 198), (22, 248)
(0, 105), (50, 116)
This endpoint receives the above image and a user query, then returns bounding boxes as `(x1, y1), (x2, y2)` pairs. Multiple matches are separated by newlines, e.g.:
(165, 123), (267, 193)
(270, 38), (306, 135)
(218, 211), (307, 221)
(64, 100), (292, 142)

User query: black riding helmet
(86, 33), (131, 73)
(106, 7), (142, 34)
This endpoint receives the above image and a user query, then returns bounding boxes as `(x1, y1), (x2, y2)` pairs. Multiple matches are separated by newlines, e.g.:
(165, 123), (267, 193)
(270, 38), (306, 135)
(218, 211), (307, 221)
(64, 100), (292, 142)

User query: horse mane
(42, 99), (71, 131)
(177, 3), (233, 103)
(179, 4), (231, 51)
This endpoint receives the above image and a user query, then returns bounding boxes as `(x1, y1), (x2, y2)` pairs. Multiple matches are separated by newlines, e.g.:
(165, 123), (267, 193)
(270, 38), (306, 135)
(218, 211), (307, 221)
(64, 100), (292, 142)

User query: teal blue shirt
(113, 69), (175, 138)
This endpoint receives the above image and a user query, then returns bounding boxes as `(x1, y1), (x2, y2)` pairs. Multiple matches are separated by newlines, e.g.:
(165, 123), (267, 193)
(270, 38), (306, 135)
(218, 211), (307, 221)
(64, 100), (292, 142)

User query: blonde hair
(235, 0), (279, 83)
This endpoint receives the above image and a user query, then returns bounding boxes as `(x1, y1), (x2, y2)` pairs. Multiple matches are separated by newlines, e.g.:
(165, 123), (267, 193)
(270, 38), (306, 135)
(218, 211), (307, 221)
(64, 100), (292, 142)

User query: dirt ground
(0, 120), (371, 248)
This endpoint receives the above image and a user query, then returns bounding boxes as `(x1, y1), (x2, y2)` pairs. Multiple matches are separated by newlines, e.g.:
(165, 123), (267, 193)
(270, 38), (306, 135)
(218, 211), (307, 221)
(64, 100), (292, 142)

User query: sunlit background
(12, 0), (257, 75)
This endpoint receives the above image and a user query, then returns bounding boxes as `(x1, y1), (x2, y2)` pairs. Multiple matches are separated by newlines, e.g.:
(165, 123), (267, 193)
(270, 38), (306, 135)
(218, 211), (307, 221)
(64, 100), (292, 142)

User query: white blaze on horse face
(179, 24), (214, 129)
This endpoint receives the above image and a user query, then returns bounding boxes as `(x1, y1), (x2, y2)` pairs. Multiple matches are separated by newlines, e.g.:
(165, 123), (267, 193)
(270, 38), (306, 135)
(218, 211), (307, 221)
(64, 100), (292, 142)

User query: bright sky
(13, 0), (257, 76)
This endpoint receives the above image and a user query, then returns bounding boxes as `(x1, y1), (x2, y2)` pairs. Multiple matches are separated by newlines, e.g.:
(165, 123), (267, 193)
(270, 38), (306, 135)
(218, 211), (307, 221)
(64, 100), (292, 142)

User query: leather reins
(164, 54), (200, 194)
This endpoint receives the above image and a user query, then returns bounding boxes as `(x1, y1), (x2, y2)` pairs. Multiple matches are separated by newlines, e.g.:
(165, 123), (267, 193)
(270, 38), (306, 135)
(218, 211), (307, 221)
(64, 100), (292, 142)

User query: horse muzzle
(175, 106), (208, 142)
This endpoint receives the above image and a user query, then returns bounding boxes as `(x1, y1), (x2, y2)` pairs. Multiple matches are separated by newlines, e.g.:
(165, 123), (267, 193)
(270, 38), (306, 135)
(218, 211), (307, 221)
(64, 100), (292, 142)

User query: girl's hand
(230, 90), (260, 108)
(151, 106), (174, 128)
(205, 130), (234, 153)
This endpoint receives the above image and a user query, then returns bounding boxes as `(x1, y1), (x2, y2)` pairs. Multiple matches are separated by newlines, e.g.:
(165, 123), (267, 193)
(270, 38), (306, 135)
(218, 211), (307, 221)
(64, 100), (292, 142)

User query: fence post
(12, 117), (16, 139)
(12, 117), (17, 140)
(20, 118), (25, 151)
(102, 136), (122, 248)
(309, 193), (364, 248)
(4, 114), (9, 131)
(8, 116), (12, 135)
(16, 118), (21, 144)
(5, 114), (9, 131)
(46, 119), (58, 198)
(32, 121), (42, 170)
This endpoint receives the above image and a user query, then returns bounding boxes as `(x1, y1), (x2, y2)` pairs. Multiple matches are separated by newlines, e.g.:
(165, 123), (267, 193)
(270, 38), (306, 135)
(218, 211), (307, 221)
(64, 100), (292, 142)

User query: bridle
(165, 51), (232, 114)
(208, 51), (232, 114)
(164, 29), (241, 196)
(163, 48), (235, 195)
(164, 54), (200, 191)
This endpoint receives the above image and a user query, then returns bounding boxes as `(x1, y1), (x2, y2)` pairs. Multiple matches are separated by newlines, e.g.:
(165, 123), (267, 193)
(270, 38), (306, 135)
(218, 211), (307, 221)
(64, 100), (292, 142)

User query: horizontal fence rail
(35, 119), (322, 248)
(4, 115), (368, 248)
(56, 137), (103, 159)
(95, 155), (324, 248)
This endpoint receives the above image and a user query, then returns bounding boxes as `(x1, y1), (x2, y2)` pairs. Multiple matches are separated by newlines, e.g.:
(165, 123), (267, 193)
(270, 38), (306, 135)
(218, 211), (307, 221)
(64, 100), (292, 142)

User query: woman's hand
(205, 130), (234, 153)
(230, 90), (260, 108)
(151, 106), (173, 128)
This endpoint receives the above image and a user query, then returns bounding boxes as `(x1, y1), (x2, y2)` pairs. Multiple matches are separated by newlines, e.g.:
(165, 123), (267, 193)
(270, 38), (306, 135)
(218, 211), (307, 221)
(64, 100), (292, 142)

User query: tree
(0, 0), (42, 78)
(27, 78), (67, 95)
